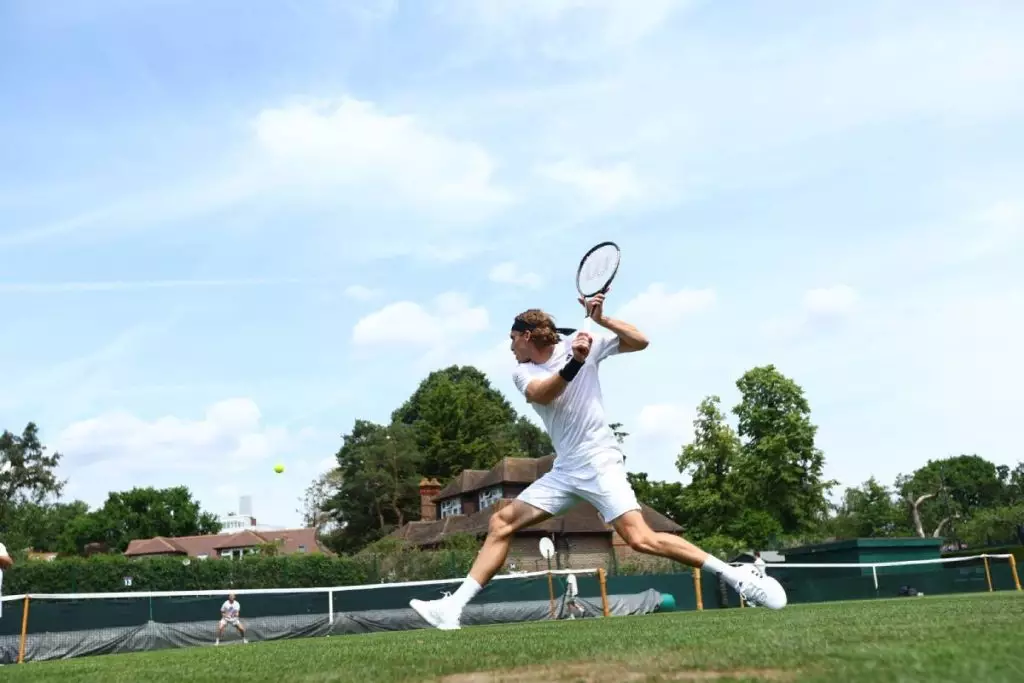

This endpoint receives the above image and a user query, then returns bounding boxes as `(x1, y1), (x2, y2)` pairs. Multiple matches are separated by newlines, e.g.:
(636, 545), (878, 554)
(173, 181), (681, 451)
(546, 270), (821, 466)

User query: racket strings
(578, 247), (619, 295)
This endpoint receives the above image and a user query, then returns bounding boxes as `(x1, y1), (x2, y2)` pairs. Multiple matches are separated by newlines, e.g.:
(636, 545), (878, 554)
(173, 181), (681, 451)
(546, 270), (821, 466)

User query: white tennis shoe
(732, 564), (787, 609)
(410, 597), (462, 630)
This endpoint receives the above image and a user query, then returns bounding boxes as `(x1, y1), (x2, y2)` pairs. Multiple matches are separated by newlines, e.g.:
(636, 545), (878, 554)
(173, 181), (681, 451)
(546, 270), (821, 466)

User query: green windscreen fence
(1, 555), (1018, 664)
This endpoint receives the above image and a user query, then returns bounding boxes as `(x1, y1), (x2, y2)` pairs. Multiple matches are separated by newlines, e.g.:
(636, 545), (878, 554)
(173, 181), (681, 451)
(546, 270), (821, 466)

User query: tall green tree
(674, 396), (750, 541)
(325, 421), (424, 553)
(829, 477), (906, 539)
(626, 472), (686, 523)
(0, 422), (65, 507)
(391, 365), (552, 479)
(60, 486), (221, 554)
(896, 454), (1006, 539)
(3, 500), (89, 553)
(732, 365), (835, 536)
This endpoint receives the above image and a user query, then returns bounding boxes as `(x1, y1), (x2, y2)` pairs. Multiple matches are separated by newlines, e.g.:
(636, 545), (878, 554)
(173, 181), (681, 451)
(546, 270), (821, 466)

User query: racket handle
(582, 316), (592, 333)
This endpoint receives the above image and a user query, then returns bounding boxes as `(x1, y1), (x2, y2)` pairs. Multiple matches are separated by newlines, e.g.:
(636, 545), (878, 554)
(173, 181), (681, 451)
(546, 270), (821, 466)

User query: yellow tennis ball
(273, 464), (284, 474)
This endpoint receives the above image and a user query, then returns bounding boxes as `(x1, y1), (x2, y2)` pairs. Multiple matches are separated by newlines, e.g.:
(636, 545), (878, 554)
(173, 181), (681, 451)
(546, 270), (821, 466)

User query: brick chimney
(418, 478), (442, 521)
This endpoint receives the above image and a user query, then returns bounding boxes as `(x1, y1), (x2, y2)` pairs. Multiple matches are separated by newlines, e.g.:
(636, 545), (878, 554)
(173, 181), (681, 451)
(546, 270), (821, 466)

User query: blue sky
(2, 0), (1022, 529)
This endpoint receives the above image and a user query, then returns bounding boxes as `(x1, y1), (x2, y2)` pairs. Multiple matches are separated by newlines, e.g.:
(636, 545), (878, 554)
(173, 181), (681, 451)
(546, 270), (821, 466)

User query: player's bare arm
(523, 333), (592, 405)
(580, 291), (649, 353)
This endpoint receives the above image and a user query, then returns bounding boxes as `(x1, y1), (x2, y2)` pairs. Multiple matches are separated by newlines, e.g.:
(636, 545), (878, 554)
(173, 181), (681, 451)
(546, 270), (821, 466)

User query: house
(124, 528), (328, 560)
(391, 455), (683, 570)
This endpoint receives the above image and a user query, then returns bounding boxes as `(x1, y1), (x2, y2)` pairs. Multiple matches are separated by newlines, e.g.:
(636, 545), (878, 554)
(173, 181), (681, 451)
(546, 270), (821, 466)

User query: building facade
(391, 455), (683, 571)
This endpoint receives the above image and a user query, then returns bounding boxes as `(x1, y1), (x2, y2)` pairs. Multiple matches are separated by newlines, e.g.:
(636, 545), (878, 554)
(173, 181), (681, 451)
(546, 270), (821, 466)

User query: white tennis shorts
(220, 617), (240, 627)
(518, 453), (640, 523)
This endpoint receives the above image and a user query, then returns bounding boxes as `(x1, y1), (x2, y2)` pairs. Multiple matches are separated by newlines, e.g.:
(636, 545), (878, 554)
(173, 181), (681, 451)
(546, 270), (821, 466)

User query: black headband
(511, 318), (576, 335)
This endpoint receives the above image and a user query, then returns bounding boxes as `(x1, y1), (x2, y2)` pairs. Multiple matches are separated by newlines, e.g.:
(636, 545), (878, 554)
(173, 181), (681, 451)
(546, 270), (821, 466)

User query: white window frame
(478, 485), (503, 510)
(440, 498), (462, 518)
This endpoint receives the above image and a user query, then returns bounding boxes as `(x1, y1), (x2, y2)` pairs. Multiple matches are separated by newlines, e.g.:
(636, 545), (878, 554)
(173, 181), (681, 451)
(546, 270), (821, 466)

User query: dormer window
(479, 486), (503, 510)
(440, 498), (462, 518)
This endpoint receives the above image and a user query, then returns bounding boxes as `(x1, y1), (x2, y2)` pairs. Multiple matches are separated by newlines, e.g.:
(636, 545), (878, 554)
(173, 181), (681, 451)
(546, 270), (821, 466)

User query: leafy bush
(4, 552), (371, 594)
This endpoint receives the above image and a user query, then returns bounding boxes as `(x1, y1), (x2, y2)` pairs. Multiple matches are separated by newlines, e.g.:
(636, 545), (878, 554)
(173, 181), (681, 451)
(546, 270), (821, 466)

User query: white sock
(701, 555), (740, 583)
(449, 576), (482, 609)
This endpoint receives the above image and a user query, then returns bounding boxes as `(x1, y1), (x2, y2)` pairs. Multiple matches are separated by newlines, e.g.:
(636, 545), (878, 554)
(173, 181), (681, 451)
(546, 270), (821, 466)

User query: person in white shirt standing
(0, 542), (11, 620)
(215, 593), (247, 645)
(410, 293), (787, 631)
(753, 551), (767, 578)
(564, 571), (583, 619)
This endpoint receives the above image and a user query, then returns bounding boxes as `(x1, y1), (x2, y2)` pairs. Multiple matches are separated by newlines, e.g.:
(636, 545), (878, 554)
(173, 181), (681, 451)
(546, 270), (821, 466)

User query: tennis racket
(576, 241), (621, 333)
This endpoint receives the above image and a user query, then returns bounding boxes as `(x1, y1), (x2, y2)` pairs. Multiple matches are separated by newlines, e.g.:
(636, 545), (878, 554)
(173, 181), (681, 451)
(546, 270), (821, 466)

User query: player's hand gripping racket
(576, 241), (621, 333)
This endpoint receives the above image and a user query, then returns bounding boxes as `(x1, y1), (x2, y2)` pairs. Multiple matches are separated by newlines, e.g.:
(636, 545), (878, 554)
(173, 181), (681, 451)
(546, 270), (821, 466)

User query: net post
(872, 565), (879, 593)
(328, 589), (335, 625)
(1009, 555), (1022, 591)
(547, 571), (555, 618)
(18, 596), (29, 664)
(692, 568), (703, 611)
(598, 568), (610, 617)
(983, 555), (994, 592)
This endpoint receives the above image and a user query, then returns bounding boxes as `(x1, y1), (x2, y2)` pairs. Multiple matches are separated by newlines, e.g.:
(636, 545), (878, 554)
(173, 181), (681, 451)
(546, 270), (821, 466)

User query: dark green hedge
(4, 553), (369, 594)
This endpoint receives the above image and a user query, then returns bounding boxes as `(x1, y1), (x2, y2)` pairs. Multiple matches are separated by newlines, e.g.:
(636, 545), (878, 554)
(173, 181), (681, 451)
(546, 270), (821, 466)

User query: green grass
(5, 593), (1024, 682)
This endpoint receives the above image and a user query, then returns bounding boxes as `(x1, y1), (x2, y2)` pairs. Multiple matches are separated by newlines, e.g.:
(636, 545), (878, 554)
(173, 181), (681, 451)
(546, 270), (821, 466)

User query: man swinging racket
(410, 246), (786, 630)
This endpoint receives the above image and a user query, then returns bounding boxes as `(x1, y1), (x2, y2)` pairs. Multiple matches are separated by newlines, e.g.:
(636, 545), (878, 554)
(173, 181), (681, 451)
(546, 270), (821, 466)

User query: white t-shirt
(566, 573), (578, 597)
(512, 333), (622, 473)
(753, 556), (766, 576)
(221, 600), (240, 620)
(0, 543), (6, 618)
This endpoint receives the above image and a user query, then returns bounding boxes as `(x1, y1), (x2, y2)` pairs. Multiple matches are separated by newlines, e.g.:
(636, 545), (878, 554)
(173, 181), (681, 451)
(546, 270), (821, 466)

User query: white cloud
(351, 292), (489, 348)
(536, 160), (645, 212)
(54, 398), (287, 473)
(615, 284), (716, 328)
(803, 285), (860, 317)
(489, 261), (544, 288)
(52, 398), (334, 526)
(444, 0), (689, 58)
(762, 285), (861, 340)
(251, 97), (511, 216)
(636, 403), (694, 441)
(343, 284), (381, 301)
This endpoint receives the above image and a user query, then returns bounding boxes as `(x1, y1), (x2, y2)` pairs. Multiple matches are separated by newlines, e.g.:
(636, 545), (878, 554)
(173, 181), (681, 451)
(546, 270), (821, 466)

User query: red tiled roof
(391, 499), (681, 547)
(435, 455), (555, 501)
(124, 528), (328, 558)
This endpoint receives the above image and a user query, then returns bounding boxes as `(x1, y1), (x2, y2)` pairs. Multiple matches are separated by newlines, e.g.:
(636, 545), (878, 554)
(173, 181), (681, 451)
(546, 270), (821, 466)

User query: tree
(830, 477), (907, 539)
(626, 472), (686, 523)
(609, 422), (629, 445)
(324, 421), (424, 553)
(3, 500), (90, 554)
(674, 396), (750, 541)
(896, 454), (1006, 539)
(61, 486), (221, 554)
(391, 366), (552, 479)
(959, 503), (1024, 547)
(299, 468), (344, 534)
(0, 422), (65, 509)
(732, 366), (835, 536)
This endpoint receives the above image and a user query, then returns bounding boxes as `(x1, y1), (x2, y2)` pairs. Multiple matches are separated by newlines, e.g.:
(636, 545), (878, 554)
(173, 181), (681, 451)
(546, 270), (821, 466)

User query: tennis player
(410, 293), (786, 630)
(215, 593), (247, 645)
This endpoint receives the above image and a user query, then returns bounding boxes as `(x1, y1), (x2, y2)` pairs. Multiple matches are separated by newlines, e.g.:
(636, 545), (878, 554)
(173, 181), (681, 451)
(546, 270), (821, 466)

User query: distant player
(410, 293), (787, 630)
(0, 542), (11, 619)
(215, 593), (247, 645)
(564, 571), (583, 619)
(753, 551), (767, 578)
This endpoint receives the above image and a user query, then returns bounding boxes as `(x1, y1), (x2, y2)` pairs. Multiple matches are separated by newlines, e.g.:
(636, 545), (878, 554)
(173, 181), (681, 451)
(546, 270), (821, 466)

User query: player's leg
(237, 621), (247, 643)
(410, 473), (577, 630)
(216, 619), (225, 645)
(582, 459), (787, 609)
